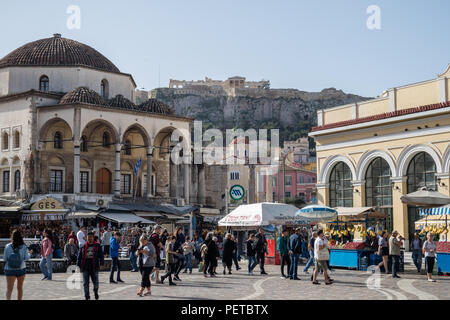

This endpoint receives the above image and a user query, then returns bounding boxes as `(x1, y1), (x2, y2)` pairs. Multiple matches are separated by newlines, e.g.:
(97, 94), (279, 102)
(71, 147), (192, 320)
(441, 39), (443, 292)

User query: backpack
(7, 246), (23, 269)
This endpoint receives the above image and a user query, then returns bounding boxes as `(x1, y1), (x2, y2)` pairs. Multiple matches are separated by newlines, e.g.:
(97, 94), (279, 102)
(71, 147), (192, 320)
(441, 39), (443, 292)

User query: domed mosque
(0, 34), (192, 212)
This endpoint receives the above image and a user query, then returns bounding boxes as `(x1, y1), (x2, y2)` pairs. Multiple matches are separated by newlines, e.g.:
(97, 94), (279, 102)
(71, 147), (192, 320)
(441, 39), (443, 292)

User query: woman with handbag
(136, 235), (156, 296)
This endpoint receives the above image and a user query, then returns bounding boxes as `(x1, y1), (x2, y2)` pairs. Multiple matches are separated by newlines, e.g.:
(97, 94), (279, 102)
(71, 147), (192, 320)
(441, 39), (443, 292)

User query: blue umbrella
(295, 205), (338, 223)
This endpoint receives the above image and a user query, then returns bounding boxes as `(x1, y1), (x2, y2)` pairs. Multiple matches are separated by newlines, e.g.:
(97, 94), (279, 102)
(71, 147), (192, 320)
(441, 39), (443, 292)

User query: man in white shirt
(77, 226), (87, 248)
(312, 229), (332, 285)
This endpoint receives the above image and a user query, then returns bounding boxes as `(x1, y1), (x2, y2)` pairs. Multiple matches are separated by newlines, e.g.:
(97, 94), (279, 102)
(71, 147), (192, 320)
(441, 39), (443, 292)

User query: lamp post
(281, 150), (288, 203)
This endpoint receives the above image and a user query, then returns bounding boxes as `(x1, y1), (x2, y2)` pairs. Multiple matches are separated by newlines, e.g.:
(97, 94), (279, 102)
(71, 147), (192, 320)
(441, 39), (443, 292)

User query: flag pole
(133, 174), (139, 200)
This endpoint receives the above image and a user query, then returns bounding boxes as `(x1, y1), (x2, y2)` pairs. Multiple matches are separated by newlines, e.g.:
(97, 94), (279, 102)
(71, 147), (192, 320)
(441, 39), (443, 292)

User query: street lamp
(281, 149), (289, 203)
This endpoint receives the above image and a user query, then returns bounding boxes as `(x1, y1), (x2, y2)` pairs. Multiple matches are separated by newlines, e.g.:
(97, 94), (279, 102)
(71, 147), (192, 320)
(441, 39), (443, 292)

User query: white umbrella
(218, 202), (299, 227)
(401, 187), (450, 206)
(295, 205), (338, 223)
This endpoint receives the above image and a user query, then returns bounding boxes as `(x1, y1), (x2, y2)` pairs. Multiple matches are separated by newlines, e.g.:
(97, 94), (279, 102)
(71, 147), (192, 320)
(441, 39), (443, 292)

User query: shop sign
(229, 185), (245, 201)
(31, 198), (64, 211)
(44, 214), (65, 221)
(22, 214), (42, 222)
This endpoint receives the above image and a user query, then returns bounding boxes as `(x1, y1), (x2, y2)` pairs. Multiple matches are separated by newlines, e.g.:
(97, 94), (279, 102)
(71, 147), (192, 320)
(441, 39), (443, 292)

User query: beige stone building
(310, 65), (450, 249)
(0, 34), (192, 205)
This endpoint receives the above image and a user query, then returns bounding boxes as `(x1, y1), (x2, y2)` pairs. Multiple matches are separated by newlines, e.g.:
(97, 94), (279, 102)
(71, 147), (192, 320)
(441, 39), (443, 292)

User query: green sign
(230, 185), (245, 201)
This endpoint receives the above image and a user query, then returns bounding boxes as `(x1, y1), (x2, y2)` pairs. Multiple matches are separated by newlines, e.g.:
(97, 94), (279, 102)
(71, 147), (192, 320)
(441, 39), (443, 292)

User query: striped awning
(419, 205), (450, 216)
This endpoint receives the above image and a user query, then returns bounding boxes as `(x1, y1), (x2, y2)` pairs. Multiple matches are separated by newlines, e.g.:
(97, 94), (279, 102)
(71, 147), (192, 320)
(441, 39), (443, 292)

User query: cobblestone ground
(0, 262), (448, 300)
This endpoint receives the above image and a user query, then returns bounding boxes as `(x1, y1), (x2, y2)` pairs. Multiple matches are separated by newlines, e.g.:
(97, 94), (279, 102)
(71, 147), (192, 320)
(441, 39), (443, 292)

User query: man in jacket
(389, 230), (404, 278)
(277, 229), (290, 278)
(411, 232), (423, 273)
(101, 228), (112, 257)
(64, 237), (79, 265)
(254, 228), (268, 275)
(109, 231), (124, 283)
(288, 228), (303, 280)
(77, 231), (104, 300)
(150, 225), (163, 283)
(128, 229), (140, 272)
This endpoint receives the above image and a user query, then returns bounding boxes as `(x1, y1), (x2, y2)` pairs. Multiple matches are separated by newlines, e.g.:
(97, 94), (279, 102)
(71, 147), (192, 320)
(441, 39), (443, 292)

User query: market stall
(417, 205), (450, 273)
(219, 202), (300, 264)
(325, 207), (391, 271)
(19, 198), (70, 238)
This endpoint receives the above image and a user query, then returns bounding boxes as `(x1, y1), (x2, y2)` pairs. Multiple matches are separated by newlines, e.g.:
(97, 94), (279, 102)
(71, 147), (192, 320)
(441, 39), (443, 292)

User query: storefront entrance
(96, 168), (111, 194)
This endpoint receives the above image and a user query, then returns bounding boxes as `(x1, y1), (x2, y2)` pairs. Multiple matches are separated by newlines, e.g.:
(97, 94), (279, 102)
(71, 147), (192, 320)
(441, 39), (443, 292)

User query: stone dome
(59, 87), (108, 106)
(108, 95), (136, 111)
(138, 99), (175, 115)
(0, 34), (120, 73)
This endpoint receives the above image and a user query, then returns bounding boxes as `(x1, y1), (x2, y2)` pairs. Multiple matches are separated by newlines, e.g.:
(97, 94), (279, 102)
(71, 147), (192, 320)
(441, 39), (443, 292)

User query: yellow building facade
(310, 65), (450, 249)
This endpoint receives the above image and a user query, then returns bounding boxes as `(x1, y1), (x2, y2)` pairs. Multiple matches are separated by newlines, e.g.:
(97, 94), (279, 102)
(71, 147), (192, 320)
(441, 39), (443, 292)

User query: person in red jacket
(77, 231), (104, 300)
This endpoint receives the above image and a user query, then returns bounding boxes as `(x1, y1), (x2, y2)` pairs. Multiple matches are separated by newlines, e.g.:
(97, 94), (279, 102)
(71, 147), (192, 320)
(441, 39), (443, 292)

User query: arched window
(13, 131), (20, 149)
(101, 79), (109, 99)
(329, 162), (353, 207)
(124, 140), (131, 155)
(102, 132), (110, 148)
(2, 132), (8, 150)
(54, 131), (63, 149)
(407, 152), (437, 239)
(365, 157), (392, 207)
(39, 75), (49, 92)
(80, 135), (88, 152)
(407, 152), (437, 192)
(14, 170), (20, 191)
(365, 157), (393, 231)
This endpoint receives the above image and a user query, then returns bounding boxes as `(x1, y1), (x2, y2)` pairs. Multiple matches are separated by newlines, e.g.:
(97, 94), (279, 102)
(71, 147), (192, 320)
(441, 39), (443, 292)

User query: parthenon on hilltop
(169, 76), (270, 96)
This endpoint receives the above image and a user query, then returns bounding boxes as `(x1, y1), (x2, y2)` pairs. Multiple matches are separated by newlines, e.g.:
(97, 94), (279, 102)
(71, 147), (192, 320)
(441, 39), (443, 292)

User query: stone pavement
(0, 262), (448, 300)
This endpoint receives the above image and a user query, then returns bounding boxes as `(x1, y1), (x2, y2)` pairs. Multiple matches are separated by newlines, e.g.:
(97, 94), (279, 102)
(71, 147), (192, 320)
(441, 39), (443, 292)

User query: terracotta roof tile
(58, 87), (175, 116)
(59, 87), (107, 106)
(312, 101), (450, 132)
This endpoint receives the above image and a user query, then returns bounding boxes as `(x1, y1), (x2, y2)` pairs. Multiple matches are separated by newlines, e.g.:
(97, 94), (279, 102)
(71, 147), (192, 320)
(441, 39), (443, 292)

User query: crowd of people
(1, 224), (439, 300)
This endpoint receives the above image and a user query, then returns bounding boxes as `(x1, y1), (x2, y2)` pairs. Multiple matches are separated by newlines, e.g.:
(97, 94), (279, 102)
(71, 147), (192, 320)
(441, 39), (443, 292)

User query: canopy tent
(0, 206), (22, 212)
(98, 212), (155, 225)
(334, 207), (386, 221)
(218, 202), (299, 227)
(419, 204), (450, 216)
(415, 215), (450, 229)
(295, 205), (338, 223)
(401, 188), (450, 206)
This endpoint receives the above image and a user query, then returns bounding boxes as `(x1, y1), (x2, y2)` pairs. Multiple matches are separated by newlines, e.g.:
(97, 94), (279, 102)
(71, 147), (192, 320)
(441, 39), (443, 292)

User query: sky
(0, 0), (449, 97)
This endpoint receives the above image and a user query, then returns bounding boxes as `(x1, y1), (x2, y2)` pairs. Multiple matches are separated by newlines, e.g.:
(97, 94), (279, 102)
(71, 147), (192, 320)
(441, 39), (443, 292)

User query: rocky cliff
(151, 87), (371, 152)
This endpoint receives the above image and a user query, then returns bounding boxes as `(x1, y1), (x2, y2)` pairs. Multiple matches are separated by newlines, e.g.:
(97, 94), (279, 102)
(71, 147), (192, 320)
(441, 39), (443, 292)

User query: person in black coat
(222, 233), (235, 275)
(203, 233), (219, 277)
(254, 228), (268, 275)
(246, 234), (258, 275)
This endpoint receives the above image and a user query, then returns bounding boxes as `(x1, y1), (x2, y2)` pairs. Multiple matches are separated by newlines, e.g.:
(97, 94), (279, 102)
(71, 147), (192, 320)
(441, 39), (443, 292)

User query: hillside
(150, 87), (371, 153)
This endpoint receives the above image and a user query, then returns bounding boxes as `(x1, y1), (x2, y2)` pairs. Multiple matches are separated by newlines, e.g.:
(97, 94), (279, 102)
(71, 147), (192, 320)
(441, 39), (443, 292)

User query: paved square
(0, 262), (448, 300)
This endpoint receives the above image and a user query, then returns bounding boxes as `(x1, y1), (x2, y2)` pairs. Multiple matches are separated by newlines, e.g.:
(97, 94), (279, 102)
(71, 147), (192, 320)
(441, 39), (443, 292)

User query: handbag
(317, 248), (329, 261)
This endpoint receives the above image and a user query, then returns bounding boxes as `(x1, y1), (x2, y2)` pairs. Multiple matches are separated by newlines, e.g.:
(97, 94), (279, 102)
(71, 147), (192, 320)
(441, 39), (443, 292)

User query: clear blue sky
(1, 0), (448, 97)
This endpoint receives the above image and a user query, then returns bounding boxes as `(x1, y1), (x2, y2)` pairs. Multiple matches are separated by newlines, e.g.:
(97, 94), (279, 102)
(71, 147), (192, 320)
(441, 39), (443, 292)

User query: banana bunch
(369, 230), (376, 237)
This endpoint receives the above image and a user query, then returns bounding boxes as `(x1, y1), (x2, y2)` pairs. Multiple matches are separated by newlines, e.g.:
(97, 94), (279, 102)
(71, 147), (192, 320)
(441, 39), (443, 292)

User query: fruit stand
(416, 206), (449, 273)
(436, 242), (450, 273)
(325, 207), (389, 270)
